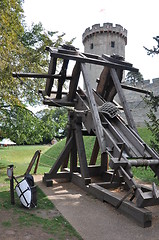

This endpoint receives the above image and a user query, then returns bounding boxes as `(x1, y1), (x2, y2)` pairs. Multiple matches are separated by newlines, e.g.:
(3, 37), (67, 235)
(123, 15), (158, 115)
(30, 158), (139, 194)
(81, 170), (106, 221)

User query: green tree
(0, 0), (74, 144)
(37, 107), (68, 143)
(0, 0), (73, 107)
(1, 105), (44, 144)
(145, 93), (159, 152)
(143, 35), (159, 152)
(125, 71), (144, 86)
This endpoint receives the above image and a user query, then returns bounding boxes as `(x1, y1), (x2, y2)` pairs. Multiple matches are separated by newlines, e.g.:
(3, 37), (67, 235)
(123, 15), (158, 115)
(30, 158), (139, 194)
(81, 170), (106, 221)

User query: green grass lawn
(0, 126), (158, 239)
(0, 144), (82, 239)
(0, 145), (51, 185)
(0, 127), (156, 185)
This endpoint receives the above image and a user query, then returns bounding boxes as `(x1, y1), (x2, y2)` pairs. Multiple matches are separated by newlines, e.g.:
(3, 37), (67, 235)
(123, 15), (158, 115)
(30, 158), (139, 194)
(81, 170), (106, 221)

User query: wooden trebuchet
(13, 45), (159, 228)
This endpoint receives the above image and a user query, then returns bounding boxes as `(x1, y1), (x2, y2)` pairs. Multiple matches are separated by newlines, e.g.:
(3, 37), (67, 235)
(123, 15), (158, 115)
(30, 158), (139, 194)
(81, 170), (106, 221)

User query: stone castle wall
(116, 78), (159, 126)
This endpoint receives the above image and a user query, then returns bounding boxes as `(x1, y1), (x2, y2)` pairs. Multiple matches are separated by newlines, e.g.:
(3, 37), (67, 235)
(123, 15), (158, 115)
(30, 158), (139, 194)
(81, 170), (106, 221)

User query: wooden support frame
(43, 135), (73, 182)
(88, 183), (152, 228)
(13, 45), (159, 228)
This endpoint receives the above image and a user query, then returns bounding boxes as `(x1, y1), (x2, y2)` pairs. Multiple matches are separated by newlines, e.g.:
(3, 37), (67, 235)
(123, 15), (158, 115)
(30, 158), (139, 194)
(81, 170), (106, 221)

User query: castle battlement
(82, 23), (127, 44)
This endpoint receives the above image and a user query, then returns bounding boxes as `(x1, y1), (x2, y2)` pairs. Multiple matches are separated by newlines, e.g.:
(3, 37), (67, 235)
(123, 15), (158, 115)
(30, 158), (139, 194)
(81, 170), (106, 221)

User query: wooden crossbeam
(49, 48), (139, 72)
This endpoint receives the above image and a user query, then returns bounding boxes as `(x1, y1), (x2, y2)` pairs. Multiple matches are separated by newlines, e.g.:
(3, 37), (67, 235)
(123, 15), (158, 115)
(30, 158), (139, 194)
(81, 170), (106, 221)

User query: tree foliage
(125, 71), (144, 86)
(1, 105), (44, 144)
(0, 0), (73, 144)
(144, 36), (159, 56)
(0, 106), (68, 145)
(38, 108), (68, 143)
(145, 93), (159, 152)
(143, 35), (159, 153)
(0, 0), (73, 107)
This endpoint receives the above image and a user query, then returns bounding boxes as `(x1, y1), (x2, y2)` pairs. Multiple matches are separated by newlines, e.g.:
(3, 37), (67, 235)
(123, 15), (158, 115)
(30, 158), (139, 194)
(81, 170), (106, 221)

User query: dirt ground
(0, 209), (55, 240)
(0, 186), (78, 240)
(0, 202), (80, 240)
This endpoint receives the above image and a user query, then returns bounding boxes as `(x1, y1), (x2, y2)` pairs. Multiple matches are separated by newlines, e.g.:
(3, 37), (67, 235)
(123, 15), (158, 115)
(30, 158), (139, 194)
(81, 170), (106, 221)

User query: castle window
(90, 43), (94, 49)
(111, 41), (115, 48)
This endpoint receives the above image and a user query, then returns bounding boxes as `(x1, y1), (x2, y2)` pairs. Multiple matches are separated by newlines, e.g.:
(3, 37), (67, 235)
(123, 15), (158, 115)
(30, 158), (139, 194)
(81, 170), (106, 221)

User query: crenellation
(152, 78), (159, 84)
(82, 22), (127, 44)
(103, 22), (113, 28)
(92, 24), (100, 30)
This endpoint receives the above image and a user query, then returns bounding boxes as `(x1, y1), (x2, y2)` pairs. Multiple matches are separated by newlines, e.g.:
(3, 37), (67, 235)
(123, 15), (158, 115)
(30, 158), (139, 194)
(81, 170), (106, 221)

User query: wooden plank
(102, 54), (133, 67)
(89, 138), (99, 165)
(72, 172), (91, 188)
(61, 127), (72, 170)
(70, 134), (78, 173)
(43, 99), (75, 107)
(110, 68), (137, 132)
(121, 84), (151, 95)
(74, 120), (90, 179)
(96, 66), (110, 97)
(50, 50), (139, 72)
(81, 63), (106, 153)
(45, 56), (57, 96)
(67, 62), (81, 101)
(13, 72), (72, 80)
(43, 136), (73, 180)
(101, 152), (109, 172)
(56, 59), (69, 99)
(89, 183), (152, 228)
(76, 165), (102, 176)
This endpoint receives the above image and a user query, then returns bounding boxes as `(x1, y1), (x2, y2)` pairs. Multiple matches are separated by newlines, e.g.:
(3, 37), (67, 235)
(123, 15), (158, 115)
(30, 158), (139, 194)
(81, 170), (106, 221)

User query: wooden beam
(61, 127), (72, 170)
(81, 63), (106, 153)
(89, 138), (99, 165)
(89, 183), (152, 228)
(70, 133), (78, 173)
(110, 68), (137, 132)
(45, 56), (57, 96)
(96, 66), (110, 97)
(121, 84), (151, 95)
(50, 50), (139, 72)
(67, 62), (81, 101)
(43, 99), (75, 107)
(74, 119), (90, 180)
(43, 136), (73, 180)
(56, 59), (69, 99)
(13, 72), (72, 80)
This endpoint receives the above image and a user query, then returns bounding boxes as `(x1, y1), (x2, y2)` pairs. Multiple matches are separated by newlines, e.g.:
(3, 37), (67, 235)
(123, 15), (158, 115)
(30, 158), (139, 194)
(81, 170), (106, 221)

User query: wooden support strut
(110, 68), (137, 132)
(74, 116), (90, 181)
(45, 56), (57, 96)
(43, 135), (73, 180)
(81, 63), (106, 154)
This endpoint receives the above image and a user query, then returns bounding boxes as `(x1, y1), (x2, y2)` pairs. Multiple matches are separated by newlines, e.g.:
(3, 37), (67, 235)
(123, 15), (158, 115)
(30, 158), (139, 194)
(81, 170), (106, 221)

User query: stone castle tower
(82, 23), (159, 126)
(82, 23), (127, 89)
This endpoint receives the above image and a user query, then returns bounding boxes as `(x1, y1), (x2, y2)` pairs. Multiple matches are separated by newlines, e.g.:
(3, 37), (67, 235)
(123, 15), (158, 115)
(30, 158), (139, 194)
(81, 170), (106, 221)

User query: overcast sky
(23, 0), (159, 81)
